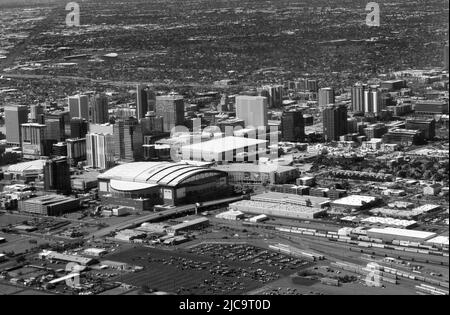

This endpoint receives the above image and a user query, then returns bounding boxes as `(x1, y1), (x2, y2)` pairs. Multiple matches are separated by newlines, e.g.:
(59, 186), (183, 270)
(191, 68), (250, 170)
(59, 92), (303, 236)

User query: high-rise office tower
(70, 118), (88, 139)
(364, 87), (382, 115)
(235, 96), (268, 128)
(46, 119), (63, 142)
(323, 104), (348, 142)
(21, 121), (62, 159)
(444, 43), (449, 71)
(67, 138), (87, 166)
(86, 132), (115, 170)
(318, 88), (335, 106)
(52, 142), (67, 157)
(29, 104), (44, 123)
(147, 90), (156, 113)
(5, 105), (28, 146)
(261, 85), (283, 108)
(90, 94), (109, 124)
(281, 110), (305, 142)
(294, 79), (319, 92)
(136, 84), (149, 120)
(21, 123), (47, 159)
(351, 84), (367, 112)
(155, 95), (185, 133)
(45, 111), (70, 139)
(218, 94), (229, 112)
(141, 112), (164, 135)
(113, 118), (143, 162)
(69, 95), (89, 120)
(44, 157), (71, 194)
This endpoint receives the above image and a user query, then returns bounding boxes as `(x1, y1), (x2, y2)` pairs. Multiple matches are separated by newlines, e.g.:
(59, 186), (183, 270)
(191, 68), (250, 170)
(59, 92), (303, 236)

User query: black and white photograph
(0, 0), (448, 302)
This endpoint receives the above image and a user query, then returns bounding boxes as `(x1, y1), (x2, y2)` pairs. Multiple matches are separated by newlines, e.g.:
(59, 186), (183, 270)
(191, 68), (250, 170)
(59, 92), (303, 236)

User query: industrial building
(181, 136), (269, 162)
(39, 250), (96, 266)
(166, 217), (210, 236)
(19, 195), (80, 216)
(214, 163), (299, 187)
(216, 209), (245, 221)
(97, 161), (229, 209)
(366, 227), (436, 243)
(229, 192), (328, 220)
(331, 195), (379, 212)
(360, 217), (417, 229)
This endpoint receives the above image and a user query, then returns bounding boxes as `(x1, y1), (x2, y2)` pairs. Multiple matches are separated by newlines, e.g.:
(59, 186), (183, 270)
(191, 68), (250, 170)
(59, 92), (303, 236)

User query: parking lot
(105, 244), (310, 295)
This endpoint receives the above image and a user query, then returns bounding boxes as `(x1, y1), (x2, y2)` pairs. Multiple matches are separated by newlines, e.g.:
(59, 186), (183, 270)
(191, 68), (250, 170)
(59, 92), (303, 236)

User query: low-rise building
(19, 195), (80, 216)
(214, 163), (299, 187)
(331, 195), (379, 212)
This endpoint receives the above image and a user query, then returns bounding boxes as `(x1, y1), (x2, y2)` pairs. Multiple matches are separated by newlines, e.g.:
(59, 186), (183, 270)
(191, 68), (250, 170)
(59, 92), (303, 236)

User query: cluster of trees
(312, 156), (449, 183)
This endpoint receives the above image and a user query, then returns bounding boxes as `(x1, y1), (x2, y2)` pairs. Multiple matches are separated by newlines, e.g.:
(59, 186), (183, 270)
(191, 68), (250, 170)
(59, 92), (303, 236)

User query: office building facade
(235, 96), (268, 128)
(155, 95), (185, 133)
(5, 105), (28, 146)
(86, 132), (115, 170)
(281, 111), (305, 142)
(323, 104), (348, 142)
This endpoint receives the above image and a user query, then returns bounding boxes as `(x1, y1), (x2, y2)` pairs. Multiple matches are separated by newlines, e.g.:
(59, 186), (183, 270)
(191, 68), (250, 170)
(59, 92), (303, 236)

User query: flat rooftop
(368, 227), (436, 240)
(24, 195), (78, 206)
(332, 195), (377, 207)
(214, 163), (297, 174)
(182, 136), (267, 154)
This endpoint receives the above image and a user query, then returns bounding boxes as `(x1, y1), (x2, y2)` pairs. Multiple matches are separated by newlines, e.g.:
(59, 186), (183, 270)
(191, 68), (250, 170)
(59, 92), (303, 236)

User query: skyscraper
(136, 84), (149, 120)
(261, 85), (283, 108)
(29, 104), (44, 123)
(86, 132), (115, 170)
(141, 112), (164, 135)
(5, 105), (28, 146)
(21, 123), (46, 159)
(69, 95), (89, 120)
(364, 87), (382, 115)
(113, 118), (143, 162)
(67, 138), (87, 166)
(70, 118), (88, 139)
(281, 110), (305, 142)
(90, 94), (109, 124)
(351, 84), (367, 112)
(235, 96), (268, 128)
(323, 104), (348, 142)
(444, 43), (449, 71)
(45, 111), (70, 139)
(318, 88), (335, 107)
(155, 95), (185, 133)
(44, 157), (71, 194)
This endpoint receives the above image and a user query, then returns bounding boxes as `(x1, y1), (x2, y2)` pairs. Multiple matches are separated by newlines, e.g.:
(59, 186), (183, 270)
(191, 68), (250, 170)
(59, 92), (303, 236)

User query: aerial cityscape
(0, 0), (449, 298)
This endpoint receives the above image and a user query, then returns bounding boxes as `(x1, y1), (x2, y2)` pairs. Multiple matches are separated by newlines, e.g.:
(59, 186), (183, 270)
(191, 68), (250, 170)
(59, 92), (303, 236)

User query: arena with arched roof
(98, 162), (230, 209)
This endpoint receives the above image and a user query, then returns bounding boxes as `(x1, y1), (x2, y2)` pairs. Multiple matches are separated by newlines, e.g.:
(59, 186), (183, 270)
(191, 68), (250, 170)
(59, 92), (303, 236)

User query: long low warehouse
(366, 227), (437, 243)
(166, 217), (210, 236)
(229, 193), (327, 220)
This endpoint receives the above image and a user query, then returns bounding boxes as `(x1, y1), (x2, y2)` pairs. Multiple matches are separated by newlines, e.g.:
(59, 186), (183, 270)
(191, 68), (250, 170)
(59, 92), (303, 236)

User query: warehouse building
(214, 163), (299, 187)
(360, 217), (417, 229)
(181, 136), (270, 162)
(98, 161), (229, 209)
(38, 250), (96, 266)
(229, 192), (328, 220)
(366, 227), (436, 243)
(19, 195), (80, 216)
(166, 217), (210, 236)
(331, 195), (379, 212)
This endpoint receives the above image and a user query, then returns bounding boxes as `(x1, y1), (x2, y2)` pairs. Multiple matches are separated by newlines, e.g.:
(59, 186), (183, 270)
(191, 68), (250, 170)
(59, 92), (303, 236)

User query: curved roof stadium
(98, 162), (226, 190)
